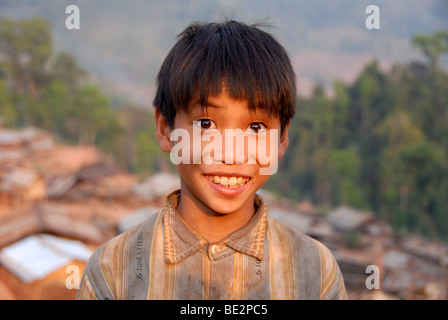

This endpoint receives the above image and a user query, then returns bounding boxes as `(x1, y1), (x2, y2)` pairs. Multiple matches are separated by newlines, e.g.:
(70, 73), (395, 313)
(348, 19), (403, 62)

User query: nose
(223, 129), (246, 164)
(200, 129), (250, 165)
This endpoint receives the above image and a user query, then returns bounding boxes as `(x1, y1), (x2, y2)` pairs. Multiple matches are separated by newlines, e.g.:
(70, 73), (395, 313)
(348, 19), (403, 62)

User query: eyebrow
(191, 96), (274, 121)
(190, 98), (224, 112)
(204, 101), (223, 109)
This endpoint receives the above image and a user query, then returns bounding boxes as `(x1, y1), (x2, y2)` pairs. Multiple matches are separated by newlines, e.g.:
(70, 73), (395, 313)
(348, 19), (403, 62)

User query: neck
(176, 190), (256, 243)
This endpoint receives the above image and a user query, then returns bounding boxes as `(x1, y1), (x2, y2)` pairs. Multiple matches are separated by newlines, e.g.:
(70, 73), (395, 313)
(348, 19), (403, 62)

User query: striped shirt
(77, 190), (347, 300)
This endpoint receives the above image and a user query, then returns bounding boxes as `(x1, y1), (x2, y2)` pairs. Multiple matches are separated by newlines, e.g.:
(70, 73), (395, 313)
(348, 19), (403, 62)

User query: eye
(194, 118), (216, 130)
(247, 122), (267, 134)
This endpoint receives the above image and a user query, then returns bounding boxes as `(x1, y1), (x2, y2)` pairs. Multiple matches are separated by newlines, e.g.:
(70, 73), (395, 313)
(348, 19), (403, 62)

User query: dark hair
(153, 20), (296, 133)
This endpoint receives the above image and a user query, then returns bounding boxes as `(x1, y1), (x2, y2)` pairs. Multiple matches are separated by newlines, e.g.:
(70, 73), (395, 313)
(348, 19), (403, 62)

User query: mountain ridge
(1, 0), (447, 106)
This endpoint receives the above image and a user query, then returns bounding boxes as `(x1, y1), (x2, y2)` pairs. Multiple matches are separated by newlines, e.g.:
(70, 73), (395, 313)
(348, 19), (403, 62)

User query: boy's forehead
(184, 87), (278, 121)
(189, 90), (248, 110)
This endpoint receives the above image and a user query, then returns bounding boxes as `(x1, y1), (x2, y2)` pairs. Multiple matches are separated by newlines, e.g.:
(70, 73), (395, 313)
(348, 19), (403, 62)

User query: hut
(0, 234), (92, 300)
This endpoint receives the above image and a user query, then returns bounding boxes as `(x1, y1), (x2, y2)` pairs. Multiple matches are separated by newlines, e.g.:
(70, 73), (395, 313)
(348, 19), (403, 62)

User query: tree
(0, 18), (52, 100)
(375, 110), (425, 160)
(68, 85), (113, 145)
(0, 79), (16, 127)
(412, 30), (448, 69)
(396, 142), (447, 239)
(33, 80), (71, 134)
(49, 51), (87, 96)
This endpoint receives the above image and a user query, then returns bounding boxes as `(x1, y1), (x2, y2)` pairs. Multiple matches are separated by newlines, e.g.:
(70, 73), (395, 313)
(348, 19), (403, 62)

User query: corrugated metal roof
(0, 149), (23, 163)
(0, 129), (23, 146)
(383, 250), (411, 271)
(327, 206), (372, 231)
(132, 172), (180, 200)
(1, 168), (39, 190)
(118, 205), (159, 233)
(45, 174), (78, 198)
(269, 208), (313, 233)
(0, 234), (92, 283)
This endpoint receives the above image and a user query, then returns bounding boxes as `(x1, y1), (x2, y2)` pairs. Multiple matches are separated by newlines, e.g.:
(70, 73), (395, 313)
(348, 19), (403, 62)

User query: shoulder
(80, 209), (161, 300)
(266, 215), (319, 254)
(312, 238), (347, 300)
(266, 216), (347, 300)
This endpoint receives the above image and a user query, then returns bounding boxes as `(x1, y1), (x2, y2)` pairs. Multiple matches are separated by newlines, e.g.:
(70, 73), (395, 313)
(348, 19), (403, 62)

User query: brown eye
(248, 122), (266, 133)
(200, 119), (212, 129)
(194, 119), (216, 130)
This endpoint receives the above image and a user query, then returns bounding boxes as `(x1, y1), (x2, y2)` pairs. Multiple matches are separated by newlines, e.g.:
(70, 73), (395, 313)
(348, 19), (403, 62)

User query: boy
(77, 20), (346, 300)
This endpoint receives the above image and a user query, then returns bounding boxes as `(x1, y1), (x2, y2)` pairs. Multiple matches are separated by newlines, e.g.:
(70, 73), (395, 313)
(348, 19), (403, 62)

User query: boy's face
(155, 88), (289, 217)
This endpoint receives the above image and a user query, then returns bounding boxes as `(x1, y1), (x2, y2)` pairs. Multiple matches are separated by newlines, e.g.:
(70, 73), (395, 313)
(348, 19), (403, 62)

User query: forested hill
(0, 0), (447, 104)
(266, 56), (448, 241)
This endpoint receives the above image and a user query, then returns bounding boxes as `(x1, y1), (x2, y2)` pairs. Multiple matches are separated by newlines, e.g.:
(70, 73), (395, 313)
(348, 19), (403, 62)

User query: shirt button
(210, 244), (223, 255)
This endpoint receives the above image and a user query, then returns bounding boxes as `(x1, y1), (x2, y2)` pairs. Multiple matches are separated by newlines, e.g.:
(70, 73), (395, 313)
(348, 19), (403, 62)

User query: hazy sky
(1, 0), (447, 104)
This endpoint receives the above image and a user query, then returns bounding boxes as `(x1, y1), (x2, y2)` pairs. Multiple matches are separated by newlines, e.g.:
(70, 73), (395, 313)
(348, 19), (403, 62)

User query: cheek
(168, 126), (200, 165)
(176, 164), (203, 188)
(247, 132), (280, 174)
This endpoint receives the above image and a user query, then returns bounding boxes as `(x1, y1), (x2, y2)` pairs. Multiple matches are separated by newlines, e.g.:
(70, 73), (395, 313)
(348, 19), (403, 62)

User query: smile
(204, 175), (250, 188)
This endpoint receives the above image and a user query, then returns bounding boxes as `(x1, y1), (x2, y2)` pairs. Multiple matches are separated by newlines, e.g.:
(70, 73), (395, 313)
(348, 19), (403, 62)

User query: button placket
(207, 243), (228, 260)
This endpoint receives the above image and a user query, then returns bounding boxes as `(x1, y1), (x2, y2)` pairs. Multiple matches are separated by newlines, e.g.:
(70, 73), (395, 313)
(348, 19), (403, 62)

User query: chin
(205, 197), (248, 216)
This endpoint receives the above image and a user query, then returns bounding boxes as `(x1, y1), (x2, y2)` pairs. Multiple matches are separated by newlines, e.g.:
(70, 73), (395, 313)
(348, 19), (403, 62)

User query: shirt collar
(163, 190), (267, 263)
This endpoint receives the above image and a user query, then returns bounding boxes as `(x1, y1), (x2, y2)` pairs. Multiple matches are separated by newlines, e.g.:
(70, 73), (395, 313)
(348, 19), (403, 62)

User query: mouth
(203, 174), (251, 189)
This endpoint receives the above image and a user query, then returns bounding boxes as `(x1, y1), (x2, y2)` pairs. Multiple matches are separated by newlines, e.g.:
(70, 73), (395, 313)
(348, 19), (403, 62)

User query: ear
(277, 122), (290, 159)
(154, 108), (173, 153)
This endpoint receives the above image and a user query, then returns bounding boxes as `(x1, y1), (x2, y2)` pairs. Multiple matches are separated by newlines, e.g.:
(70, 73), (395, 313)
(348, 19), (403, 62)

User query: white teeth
(220, 177), (228, 186)
(207, 175), (249, 188)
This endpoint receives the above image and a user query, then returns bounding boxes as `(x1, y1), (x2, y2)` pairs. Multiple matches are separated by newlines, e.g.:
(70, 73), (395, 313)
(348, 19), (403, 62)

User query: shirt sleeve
(77, 275), (98, 300)
(312, 239), (347, 300)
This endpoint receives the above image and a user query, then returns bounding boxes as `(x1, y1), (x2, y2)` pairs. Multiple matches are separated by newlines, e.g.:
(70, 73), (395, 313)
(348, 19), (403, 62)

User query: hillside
(1, 0), (447, 105)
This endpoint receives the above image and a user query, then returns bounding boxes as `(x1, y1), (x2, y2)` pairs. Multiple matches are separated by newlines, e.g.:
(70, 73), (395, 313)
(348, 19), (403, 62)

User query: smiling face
(155, 88), (289, 226)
